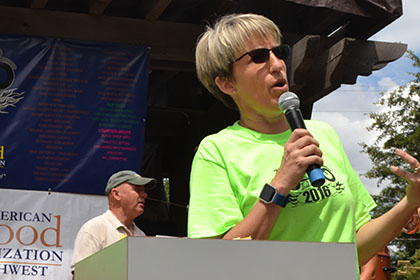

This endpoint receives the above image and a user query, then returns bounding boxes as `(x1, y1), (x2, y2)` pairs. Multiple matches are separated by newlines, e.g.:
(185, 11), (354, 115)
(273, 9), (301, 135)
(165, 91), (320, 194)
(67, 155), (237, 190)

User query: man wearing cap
(71, 170), (156, 272)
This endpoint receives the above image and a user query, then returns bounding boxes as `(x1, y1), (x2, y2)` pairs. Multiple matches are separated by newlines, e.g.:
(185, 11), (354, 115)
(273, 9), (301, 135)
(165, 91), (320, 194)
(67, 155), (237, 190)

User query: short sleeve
(187, 139), (244, 238)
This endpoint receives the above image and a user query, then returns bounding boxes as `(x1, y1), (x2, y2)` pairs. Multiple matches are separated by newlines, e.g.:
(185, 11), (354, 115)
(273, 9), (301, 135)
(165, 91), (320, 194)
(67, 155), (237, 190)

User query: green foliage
(360, 50), (420, 262)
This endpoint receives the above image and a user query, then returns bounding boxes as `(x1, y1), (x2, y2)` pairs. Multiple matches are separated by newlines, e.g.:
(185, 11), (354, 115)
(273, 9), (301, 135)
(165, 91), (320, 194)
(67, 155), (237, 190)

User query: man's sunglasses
(235, 44), (291, 64)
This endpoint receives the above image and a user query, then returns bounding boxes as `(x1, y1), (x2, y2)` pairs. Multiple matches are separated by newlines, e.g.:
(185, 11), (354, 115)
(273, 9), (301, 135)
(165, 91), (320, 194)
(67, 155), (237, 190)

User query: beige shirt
(71, 210), (145, 271)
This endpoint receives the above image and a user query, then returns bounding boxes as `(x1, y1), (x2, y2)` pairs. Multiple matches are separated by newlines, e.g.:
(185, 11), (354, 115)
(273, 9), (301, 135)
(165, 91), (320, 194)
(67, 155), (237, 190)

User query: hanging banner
(0, 188), (108, 280)
(0, 34), (150, 195)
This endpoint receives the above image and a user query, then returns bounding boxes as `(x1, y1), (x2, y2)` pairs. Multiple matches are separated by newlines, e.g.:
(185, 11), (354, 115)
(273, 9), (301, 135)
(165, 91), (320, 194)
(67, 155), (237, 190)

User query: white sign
(0, 188), (108, 279)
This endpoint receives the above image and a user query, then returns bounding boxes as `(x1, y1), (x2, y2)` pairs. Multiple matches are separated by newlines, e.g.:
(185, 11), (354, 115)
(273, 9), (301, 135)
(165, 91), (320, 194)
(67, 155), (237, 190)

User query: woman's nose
(268, 51), (285, 73)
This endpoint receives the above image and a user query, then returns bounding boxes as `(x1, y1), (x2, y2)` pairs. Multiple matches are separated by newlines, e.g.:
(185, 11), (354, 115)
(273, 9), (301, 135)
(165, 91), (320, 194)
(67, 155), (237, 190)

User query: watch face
(260, 184), (275, 203)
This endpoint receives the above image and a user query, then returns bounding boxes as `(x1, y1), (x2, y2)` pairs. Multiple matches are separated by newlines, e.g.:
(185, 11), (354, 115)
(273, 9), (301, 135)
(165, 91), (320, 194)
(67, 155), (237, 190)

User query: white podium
(74, 237), (358, 280)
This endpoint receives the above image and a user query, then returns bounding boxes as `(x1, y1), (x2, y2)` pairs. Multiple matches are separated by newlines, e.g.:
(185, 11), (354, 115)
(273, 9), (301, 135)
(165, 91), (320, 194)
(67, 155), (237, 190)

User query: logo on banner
(0, 145), (6, 168)
(0, 49), (24, 114)
(0, 211), (63, 277)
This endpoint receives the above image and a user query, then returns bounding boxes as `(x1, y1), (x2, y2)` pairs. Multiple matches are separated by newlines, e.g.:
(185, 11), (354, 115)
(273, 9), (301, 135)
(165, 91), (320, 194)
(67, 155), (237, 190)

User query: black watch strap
(259, 183), (288, 207)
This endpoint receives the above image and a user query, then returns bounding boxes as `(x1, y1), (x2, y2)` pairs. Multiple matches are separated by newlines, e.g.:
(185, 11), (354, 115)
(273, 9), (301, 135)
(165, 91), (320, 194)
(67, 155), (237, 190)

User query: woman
(187, 13), (420, 267)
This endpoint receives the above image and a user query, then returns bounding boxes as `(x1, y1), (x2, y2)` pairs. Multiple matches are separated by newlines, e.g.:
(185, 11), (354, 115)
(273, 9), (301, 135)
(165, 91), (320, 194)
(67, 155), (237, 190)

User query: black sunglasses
(235, 44), (290, 64)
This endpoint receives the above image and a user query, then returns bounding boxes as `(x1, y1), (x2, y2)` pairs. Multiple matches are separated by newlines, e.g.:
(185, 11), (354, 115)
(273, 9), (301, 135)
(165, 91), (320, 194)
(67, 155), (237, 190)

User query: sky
(312, 0), (420, 195)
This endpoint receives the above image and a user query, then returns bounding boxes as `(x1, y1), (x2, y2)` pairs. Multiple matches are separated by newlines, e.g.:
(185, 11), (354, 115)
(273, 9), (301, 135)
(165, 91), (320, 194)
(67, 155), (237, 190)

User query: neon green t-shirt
(188, 120), (376, 243)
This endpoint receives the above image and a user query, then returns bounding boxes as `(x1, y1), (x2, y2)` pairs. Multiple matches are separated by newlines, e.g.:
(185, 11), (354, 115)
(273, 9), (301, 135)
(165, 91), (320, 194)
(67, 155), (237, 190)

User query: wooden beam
(331, 39), (408, 83)
(30, 0), (48, 9)
(0, 6), (204, 69)
(89, 0), (112, 16)
(288, 35), (321, 91)
(140, 0), (172, 21)
(293, 37), (407, 106)
(0, 6), (407, 87)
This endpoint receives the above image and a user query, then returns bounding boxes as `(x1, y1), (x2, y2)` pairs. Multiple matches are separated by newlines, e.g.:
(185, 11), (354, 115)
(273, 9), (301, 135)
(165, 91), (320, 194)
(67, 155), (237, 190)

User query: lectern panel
(75, 237), (358, 280)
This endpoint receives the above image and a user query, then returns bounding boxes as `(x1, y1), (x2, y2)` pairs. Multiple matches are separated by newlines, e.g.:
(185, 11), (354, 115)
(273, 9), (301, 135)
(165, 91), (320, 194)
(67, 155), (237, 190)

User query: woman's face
(229, 36), (289, 119)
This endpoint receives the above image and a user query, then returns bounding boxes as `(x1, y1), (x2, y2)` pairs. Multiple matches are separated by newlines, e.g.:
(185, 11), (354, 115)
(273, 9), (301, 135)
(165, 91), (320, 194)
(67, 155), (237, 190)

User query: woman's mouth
(272, 80), (287, 91)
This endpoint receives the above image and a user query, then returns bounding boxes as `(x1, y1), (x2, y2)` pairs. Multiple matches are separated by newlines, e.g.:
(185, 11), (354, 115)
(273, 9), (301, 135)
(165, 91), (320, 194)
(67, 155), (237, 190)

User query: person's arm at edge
(356, 149), (420, 265)
(357, 196), (417, 265)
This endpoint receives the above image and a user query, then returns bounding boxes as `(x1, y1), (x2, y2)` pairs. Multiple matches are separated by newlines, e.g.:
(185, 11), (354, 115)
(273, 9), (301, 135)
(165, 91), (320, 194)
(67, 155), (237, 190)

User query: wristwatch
(259, 183), (288, 207)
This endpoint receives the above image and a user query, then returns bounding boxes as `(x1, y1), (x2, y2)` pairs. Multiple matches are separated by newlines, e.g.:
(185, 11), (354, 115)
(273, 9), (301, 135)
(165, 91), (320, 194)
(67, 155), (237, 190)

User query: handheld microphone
(278, 92), (325, 187)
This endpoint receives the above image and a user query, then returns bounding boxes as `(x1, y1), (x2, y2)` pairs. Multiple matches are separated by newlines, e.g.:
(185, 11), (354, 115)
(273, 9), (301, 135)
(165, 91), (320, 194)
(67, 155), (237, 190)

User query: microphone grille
(278, 92), (300, 112)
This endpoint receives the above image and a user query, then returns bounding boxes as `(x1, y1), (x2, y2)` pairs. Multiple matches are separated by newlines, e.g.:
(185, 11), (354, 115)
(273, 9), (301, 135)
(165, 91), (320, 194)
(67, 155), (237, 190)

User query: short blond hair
(195, 13), (283, 110)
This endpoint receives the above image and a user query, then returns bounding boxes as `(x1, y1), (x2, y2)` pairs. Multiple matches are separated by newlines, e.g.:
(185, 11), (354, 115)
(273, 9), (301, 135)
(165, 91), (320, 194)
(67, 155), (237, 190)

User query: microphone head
(278, 92), (300, 112)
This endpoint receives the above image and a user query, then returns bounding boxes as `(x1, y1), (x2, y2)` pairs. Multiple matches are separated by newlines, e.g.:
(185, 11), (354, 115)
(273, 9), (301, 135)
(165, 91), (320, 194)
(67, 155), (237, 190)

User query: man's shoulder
(78, 212), (109, 232)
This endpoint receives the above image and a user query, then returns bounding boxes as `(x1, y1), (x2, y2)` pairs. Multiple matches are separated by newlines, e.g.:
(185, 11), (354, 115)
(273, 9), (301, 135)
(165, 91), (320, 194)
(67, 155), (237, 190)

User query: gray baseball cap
(105, 170), (156, 195)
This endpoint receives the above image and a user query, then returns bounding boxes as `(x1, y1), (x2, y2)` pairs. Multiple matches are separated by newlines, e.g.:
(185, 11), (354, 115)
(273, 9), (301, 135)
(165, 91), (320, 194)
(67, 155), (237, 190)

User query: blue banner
(0, 34), (150, 195)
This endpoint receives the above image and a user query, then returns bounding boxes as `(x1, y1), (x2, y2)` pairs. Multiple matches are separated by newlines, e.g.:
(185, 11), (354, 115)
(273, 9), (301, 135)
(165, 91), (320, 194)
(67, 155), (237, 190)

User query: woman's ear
(215, 76), (237, 96)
